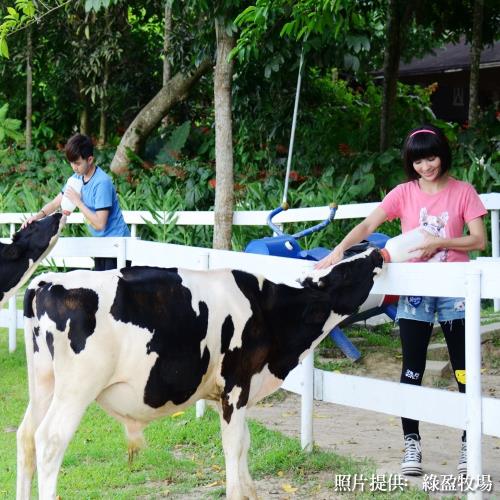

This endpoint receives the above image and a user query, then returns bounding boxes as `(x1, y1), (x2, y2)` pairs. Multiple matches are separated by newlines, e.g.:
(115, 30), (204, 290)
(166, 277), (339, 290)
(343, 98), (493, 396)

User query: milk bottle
(380, 228), (427, 263)
(61, 176), (83, 215)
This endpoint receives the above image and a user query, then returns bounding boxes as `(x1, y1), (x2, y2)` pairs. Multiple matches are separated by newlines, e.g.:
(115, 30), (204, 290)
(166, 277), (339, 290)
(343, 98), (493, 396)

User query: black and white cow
(17, 247), (383, 500)
(0, 213), (65, 307)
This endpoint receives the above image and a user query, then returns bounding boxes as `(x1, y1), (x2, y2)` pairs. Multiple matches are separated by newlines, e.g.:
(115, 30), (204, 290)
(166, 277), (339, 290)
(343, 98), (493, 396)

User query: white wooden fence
(1, 196), (499, 499)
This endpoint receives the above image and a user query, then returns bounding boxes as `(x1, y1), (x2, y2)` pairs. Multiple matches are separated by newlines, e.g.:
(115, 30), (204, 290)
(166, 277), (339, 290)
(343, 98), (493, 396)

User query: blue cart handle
(267, 203), (337, 238)
(292, 203), (337, 239)
(266, 203), (289, 236)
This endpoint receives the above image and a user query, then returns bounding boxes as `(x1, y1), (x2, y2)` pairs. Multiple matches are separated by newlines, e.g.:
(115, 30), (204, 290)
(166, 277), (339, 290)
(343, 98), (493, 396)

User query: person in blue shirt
(24, 133), (130, 271)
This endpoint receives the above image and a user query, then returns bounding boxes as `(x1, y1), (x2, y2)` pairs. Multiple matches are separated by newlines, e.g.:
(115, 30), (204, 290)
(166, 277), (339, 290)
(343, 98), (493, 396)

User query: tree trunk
(212, 18), (235, 251)
(163, 0), (173, 86)
(79, 79), (90, 136)
(25, 26), (33, 150)
(98, 58), (110, 146)
(161, 0), (173, 128)
(379, 1), (413, 151)
(110, 58), (212, 174)
(468, 0), (484, 128)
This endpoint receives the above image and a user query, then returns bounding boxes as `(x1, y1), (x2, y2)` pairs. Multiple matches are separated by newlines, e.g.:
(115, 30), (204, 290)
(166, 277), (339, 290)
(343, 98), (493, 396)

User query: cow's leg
(34, 393), (92, 499)
(124, 419), (146, 463)
(17, 384), (55, 499)
(218, 406), (257, 500)
(16, 402), (37, 500)
(17, 389), (54, 499)
(17, 321), (55, 500)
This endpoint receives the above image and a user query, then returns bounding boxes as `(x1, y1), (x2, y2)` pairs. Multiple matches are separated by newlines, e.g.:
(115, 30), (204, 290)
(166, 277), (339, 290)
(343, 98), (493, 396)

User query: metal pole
(491, 210), (499, 311)
(282, 49), (305, 205)
(465, 268), (482, 500)
(300, 350), (314, 451)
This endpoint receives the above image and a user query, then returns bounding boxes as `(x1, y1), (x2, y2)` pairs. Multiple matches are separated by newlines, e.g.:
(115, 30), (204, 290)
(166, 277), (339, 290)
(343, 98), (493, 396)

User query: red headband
(409, 129), (437, 138)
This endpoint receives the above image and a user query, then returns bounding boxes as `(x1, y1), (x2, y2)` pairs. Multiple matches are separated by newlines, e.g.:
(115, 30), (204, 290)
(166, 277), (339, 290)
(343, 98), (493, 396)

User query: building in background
(376, 39), (500, 124)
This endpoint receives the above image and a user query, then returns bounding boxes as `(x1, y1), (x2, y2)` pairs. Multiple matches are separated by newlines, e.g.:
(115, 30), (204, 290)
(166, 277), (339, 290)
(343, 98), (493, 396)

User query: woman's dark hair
(402, 124), (451, 180)
(65, 134), (94, 162)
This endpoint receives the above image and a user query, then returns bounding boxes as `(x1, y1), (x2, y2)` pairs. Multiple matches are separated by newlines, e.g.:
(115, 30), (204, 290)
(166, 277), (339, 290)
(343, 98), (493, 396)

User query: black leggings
(399, 318), (466, 439)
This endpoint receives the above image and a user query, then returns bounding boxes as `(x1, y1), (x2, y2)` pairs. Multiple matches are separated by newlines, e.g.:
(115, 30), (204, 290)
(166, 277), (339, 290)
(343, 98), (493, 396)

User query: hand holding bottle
(381, 228), (441, 263)
(61, 177), (83, 215)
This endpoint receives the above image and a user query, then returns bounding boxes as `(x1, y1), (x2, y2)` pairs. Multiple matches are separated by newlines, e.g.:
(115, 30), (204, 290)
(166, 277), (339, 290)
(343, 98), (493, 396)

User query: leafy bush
(0, 76), (497, 253)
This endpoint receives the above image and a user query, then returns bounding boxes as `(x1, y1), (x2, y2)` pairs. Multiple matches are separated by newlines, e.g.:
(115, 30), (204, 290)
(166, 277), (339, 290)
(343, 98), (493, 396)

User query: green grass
(1, 329), (428, 499)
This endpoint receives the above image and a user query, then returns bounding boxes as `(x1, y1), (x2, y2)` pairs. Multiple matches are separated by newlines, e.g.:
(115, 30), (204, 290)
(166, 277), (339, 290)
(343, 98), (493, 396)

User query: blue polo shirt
(64, 167), (130, 237)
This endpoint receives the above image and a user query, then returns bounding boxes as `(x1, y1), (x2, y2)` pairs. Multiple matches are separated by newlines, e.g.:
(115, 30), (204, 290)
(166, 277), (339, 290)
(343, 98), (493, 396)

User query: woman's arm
(315, 206), (388, 269)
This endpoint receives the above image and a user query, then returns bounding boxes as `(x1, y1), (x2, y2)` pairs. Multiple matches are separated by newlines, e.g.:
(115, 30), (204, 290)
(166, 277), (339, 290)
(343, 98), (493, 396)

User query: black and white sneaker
(457, 440), (467, 475)
(401, 433), (422, 476)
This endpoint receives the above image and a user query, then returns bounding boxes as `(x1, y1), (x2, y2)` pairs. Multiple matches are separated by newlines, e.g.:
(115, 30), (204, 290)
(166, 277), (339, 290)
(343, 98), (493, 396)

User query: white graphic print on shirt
(419, 207), (449, 262)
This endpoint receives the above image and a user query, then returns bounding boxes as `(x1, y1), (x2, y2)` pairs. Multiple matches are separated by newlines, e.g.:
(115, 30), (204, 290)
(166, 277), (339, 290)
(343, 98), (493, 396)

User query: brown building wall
(400, 67), (500, 124)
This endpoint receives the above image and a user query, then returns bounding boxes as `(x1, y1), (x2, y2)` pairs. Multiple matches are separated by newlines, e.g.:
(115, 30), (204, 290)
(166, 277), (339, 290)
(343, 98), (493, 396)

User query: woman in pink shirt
(317, 124), (486, 477)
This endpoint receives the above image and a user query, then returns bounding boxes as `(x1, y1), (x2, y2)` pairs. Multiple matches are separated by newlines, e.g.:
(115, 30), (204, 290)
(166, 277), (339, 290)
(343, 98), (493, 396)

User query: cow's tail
(17, 277), (54, 499)
(23, 283), (39, 406)
(23, 275), (56, 400)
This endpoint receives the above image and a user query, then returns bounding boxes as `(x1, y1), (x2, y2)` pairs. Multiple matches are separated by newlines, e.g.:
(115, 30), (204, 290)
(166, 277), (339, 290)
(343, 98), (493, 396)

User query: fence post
(300, 350), (314, 451)
(196, 252), (210, 419)
(8, 295), (17, 352)
(117, 238), (127, 269)
(491, 209), (499, 311)
(465, 268), (482, 500)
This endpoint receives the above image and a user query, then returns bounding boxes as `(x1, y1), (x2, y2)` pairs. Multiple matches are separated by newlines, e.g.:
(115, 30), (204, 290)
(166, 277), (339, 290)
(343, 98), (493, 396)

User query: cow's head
(0, 213), (66, 305)
(302, 246), (383, 316)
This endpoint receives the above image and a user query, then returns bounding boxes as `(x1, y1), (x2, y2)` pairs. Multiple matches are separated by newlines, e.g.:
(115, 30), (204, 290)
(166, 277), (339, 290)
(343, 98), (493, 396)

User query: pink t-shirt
(379, 177), (486, 262)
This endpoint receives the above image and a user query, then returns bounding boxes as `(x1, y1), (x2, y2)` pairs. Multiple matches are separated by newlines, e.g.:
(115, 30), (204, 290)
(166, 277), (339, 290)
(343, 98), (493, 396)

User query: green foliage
(153, 121), (192, 165)
(0, 74), (496, 253)
(0, 0), (35, 57)
(0, 103), (23, 144)
(84, 0), (119, 12)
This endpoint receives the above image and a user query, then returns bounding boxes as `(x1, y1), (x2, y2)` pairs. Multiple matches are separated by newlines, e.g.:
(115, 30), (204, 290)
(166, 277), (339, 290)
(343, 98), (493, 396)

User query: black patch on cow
(302, 249), (384, 316)
(0, 214), (62, 301)
(46, 331), (54, 359)
(32, 326), (39, 353)
(35, 284), (99, 354)
(219, 271), (325, 421)
(219, 256), (380, 422)
(221, 392), (233, 422)
(23, 288), (36, 319)
(110, 266), (211, 408)
(220, 315), (234, 353)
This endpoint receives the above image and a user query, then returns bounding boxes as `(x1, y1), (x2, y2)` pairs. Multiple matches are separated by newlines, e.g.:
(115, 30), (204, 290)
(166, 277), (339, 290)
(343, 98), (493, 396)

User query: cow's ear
(1, 243), (23, 260)
(319, 266), (352, 292)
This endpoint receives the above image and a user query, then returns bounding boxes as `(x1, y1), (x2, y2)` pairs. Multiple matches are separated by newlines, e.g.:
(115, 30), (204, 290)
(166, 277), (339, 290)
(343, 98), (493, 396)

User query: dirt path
(246, 334), (500, 499)
(248, 393), (500, 498)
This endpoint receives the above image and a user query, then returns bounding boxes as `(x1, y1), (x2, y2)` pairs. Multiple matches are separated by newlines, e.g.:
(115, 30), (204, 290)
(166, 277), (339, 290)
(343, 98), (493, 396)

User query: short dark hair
(65, 134), (93, 162)
(402, 124), (451, 180)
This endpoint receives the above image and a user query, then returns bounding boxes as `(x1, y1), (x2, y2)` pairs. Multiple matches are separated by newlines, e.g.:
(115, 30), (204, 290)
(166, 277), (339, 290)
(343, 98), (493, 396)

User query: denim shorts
(396, 295), (465, 323)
